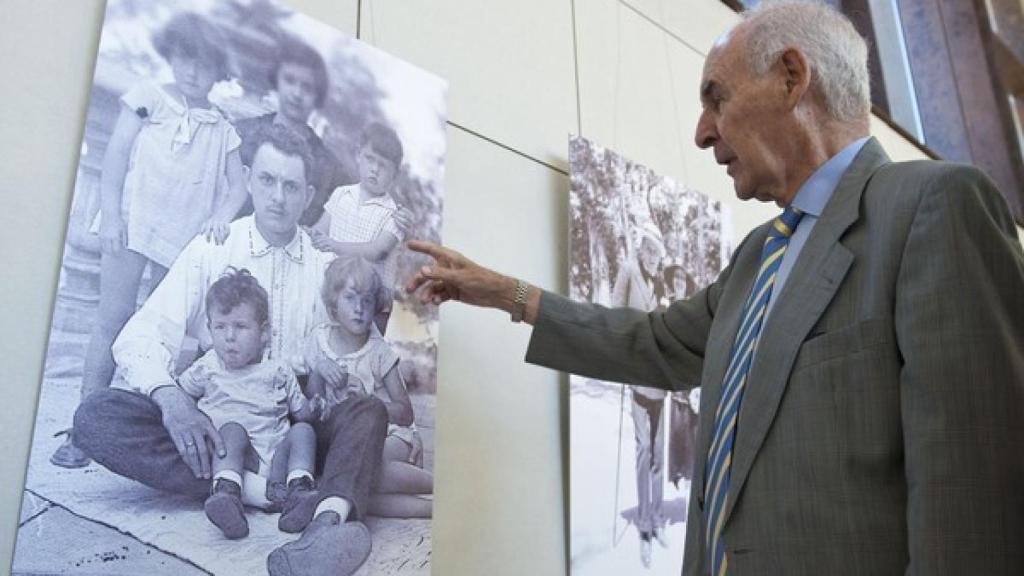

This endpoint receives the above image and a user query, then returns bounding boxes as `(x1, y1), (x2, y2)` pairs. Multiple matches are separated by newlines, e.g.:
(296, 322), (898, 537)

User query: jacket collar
(695, 137), (892, 525)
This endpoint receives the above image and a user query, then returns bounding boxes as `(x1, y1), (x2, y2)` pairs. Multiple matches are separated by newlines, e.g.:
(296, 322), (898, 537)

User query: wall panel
(576, 0), (777, 245)
(432, 126), (568, 575)
(359, 0), (578, 170)
(623, 0), (739, 56)
(1, 1), (106, 570)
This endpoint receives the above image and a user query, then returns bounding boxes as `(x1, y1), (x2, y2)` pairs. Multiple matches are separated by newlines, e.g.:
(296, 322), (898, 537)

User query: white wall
(0, 1), (964, 574)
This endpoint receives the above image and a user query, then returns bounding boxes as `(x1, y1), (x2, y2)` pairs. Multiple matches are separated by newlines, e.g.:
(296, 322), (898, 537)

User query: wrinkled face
(208, 302), (268, 370)
(694, 28), (789, 204)
(168, 50), (219, 102)
(248, 143), (313, 240)
(332, 281), (376, 336)
(275, 62), (319, 124)
(357, 145), (398, 196)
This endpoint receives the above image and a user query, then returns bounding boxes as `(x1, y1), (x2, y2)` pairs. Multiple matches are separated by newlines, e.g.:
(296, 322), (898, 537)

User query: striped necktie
(704, 206), (804, 576)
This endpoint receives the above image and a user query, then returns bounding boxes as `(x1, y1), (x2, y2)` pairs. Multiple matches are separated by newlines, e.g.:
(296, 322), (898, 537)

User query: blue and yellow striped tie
(704, 206), (804, 576)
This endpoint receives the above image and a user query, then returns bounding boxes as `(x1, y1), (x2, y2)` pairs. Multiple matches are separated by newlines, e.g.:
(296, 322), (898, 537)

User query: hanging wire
(656, 0), (690, 185)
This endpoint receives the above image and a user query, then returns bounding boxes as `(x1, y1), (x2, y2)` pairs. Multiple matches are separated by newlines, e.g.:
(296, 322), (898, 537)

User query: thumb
(420, 264), (459, 284)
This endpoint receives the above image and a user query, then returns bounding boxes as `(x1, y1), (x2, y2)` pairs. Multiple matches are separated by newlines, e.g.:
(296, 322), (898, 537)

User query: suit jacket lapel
(721, 138), (891, 522)
(693, 226), (770, 508)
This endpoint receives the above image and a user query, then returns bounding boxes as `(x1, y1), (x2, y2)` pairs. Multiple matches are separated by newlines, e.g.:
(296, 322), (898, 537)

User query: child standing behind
(52, 13), (249, 468)
(178, 269), (321, 539)
(309, 122), (408, 334)
(307, 257), (433, 518)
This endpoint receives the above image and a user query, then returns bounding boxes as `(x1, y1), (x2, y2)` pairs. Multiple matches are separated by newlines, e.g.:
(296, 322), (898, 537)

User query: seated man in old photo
(74, 124), (384, 576)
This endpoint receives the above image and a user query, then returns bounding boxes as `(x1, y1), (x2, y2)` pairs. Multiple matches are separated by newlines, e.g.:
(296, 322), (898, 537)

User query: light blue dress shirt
(763, 137), (869, 320)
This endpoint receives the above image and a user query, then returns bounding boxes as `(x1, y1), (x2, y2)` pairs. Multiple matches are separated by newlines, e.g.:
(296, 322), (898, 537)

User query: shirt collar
(247, 217), (305, 263)
(340, 184), (397, 209)
(790, 136), (869, 217)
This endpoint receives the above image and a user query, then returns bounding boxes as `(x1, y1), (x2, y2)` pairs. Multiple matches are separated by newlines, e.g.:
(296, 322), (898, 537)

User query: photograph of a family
(12, 1), (446, 575)
(568, 136), (729, 575)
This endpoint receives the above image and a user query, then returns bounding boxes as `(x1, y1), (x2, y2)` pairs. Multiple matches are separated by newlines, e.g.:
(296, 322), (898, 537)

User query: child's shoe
(278, 476), (319, 533)
(266, 480), (288, 513)
(204, 478), (249, 539)
(50, 428), (91, 469)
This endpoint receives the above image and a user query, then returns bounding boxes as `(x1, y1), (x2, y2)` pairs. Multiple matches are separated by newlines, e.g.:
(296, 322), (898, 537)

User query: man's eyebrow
(700, 80), (718, 102)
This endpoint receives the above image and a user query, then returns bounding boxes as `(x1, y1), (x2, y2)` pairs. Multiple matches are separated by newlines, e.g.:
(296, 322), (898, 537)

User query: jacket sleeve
(525, 253), (738, 393)
(895, 165), (1024, 574)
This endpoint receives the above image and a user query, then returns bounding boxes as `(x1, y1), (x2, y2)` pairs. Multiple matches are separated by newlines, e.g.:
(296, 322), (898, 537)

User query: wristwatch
(510, 278), (530, 323)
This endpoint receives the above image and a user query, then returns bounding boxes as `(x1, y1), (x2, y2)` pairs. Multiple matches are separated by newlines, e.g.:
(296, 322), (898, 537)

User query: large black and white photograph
(568, 136), (729, 575)
(13, 1), (446, 574)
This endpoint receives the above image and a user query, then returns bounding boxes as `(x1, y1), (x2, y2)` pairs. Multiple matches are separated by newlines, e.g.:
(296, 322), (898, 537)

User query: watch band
(510, 279), (530, 323)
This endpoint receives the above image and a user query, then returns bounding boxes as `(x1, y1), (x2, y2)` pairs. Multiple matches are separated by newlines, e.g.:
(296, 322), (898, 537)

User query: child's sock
(213, 470), (243, 489)
(314, 496), (352, 522)
(286, 469), (313, 485)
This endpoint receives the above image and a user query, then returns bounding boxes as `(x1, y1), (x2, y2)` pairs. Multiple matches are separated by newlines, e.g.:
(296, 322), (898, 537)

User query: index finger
(406, 240), (454, 261)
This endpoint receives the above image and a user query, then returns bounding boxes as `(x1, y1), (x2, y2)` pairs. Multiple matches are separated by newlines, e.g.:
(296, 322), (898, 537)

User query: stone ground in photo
(12, 376), (434, 576)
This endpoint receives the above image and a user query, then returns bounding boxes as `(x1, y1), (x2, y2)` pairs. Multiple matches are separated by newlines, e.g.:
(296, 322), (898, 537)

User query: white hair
(741, 0), (871, 122)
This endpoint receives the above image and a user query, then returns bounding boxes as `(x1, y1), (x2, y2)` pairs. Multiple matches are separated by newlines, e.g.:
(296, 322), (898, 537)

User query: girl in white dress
(53, 12), (249, 468)
(306, 256), (433, 518)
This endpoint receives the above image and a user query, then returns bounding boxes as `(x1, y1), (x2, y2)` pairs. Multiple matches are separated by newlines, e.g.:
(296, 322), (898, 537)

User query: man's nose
(694, 109), (717, 149)
(224, 327), (236, 341)
(270, 181), (286, 204)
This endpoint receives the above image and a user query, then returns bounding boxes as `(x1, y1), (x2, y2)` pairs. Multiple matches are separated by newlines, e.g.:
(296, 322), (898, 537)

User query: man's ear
(304, 184), (316, 210)
(779, 47), (811, 109)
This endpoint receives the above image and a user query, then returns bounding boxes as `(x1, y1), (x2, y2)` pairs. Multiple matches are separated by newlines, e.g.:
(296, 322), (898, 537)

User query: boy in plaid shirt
(310, 122), (407, 333)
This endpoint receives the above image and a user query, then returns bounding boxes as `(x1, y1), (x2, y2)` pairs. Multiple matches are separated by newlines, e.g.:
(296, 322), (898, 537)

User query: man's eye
(284, 183), (299, 194)
(260, 174), (274, 184)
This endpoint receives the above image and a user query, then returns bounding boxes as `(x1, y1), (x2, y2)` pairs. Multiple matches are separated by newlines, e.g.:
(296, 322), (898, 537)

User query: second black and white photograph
(568, 135), (730, 576)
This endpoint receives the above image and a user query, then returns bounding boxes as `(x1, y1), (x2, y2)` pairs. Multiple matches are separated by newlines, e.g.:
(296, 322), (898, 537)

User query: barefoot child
(306, 257), (433, 518)
(53, 12), (249, 468)
(177, 268), (321, 539)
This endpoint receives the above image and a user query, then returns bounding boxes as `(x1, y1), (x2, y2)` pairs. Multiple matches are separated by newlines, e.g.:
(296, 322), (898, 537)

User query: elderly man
(75, 125), (383, 576)
(407, 2), (1024, 575)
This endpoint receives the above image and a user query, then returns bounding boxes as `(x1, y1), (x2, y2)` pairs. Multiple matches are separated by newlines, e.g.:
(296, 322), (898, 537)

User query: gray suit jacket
(527, 138), (1024, 575)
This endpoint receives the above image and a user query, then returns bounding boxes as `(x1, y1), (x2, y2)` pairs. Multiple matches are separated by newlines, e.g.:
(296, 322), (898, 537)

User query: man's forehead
(253, 143), (305, 176)
(701, 26), (745, 85)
